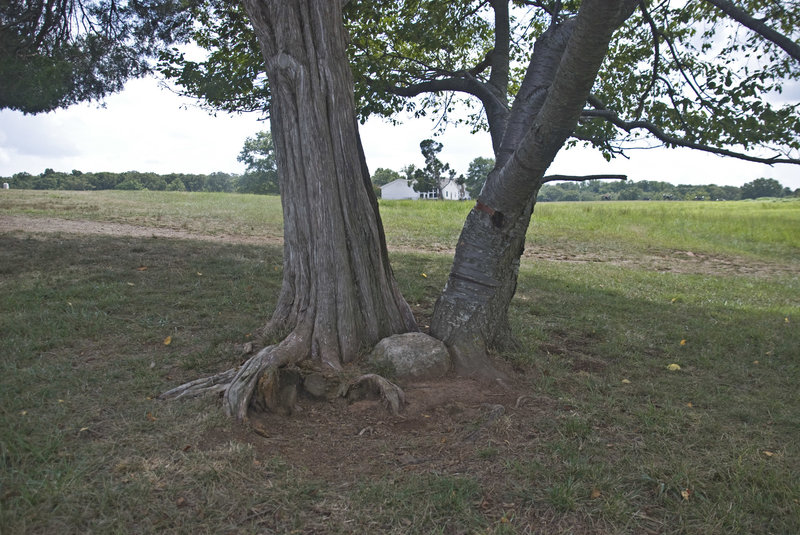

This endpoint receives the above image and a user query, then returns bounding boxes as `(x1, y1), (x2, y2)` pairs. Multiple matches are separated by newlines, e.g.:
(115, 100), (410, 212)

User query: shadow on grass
(1, 233), (798, 534)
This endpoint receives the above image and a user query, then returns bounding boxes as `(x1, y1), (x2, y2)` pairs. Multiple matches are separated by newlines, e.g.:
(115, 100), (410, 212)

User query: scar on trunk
(474, 200), (505, 228)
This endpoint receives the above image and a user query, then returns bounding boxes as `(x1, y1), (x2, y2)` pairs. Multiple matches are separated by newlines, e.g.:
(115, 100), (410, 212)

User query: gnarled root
(343, 373), (406, 415)
(159, 343), (406, 421)
(159, 333), (304, 422)
(157, 367), (239, 400)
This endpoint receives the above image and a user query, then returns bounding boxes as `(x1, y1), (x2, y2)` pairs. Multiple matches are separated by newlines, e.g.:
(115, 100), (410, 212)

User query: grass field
(1, 190), (798, 534)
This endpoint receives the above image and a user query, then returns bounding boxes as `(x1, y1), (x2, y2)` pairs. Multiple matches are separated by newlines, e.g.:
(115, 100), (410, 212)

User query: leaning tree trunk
(161, 0), (416, 419)
(432, 0), (636, 377)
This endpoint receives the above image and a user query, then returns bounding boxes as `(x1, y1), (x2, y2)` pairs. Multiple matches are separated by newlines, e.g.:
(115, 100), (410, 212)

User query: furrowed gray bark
(171, 0), (418, 420)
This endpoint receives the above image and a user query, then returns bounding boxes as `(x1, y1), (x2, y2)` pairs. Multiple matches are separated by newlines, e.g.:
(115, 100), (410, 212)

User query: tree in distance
(371, 168), (402, 187)
(411, 139), (465, 200)
(465, 157), (495, 200)
(740, 177), (787, 199)
(9, 0), (800, 418)
(237, 131), (280, 195)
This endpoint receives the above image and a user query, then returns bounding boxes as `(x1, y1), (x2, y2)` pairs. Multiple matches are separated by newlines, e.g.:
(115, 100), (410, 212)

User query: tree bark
(431, 0), (636, 376)
(209, 0), (416, 418)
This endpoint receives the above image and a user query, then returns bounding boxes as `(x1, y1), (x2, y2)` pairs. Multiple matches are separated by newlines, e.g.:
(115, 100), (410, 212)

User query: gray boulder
(368, 332), (451, 380)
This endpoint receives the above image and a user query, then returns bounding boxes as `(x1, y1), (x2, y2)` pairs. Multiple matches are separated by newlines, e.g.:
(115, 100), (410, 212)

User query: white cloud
(0, 111), (80, 158)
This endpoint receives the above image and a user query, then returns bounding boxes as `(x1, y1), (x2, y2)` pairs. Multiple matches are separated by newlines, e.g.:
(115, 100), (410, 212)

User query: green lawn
(1, 190), (798, 533)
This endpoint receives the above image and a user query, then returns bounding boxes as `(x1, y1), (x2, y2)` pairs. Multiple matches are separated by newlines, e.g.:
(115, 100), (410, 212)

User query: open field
(1, 190), (798, 533)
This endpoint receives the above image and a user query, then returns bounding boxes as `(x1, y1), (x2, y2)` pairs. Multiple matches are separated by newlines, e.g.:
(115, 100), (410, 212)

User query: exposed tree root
(160, 351), (408, 420)
(158, 367), (239, 400)
(342, 373), (406, 415)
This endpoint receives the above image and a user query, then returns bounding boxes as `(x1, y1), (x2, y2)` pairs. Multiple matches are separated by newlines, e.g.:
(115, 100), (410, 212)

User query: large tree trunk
(432, 0), (636, 376)
(160, 0), (416, 419)
(246, 0), (416, 363)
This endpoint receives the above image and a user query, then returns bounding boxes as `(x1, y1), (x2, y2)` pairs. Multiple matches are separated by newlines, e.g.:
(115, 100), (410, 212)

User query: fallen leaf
(763, 450), (775, 457)
(590, 488), (602, 499)
(79, 427), (89, 432)
(176, 497), (187, 507)
(137, 266), (148, 271)
(667, 363), (681, 371)
(421, 273), (428, 278)
(146, 412), (157, 421)
(163, 336), (172, 346)
(681, 489), (691, 501)
(196, 272), (203, 276)
(127, 282), (135, 286)
(753, 360), (759, 365)
(687, 402), (693, 408)
(785, 317), (790, 324)
(680, 339), (687, 346)
(58, 399), (65, 403)
(19, 410), (27, 416)
(671, 297), (678, 303)
(183, 445), (192, 452)
(621, 379), (631, 384)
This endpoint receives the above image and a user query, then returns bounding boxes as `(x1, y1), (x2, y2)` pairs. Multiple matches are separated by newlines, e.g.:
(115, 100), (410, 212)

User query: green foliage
(0, 0), (192, 113)
(345, 1), (495, 125)
(2, 169), (242, 193)
(236, 131), (279, 195)
(585, 0), (799, 160)
(741, 177), (786, 199)
(465, 156), (494, 199)
(156, 1), (269, 115)
(537, 179), (753, 202)
(114, 178), (146, 191)
(371, 167), (402, 187)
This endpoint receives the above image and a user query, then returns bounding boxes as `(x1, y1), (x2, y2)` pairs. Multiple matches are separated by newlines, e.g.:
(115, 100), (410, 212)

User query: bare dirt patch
(0, 215), (281, 246)
(522, 243), (798, 277)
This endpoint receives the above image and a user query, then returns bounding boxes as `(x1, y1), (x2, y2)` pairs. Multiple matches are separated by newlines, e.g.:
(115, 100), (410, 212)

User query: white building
(442, 180), (469, 201)
(380, 178), (470, 201)
(380, 179), (418, 200)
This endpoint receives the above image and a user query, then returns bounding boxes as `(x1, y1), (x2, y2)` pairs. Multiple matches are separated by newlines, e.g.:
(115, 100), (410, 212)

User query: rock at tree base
(368, 333), (451, 381)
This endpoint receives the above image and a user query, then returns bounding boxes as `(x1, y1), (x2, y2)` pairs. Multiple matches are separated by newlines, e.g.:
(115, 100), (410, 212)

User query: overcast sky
(1, 76), (798, 189)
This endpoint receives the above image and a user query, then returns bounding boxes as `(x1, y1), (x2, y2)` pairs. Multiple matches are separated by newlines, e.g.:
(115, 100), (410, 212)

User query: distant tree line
(537, 177), (798, 202)
(2, 131), (280, 195)
(4, 146), (796, 203)
(1, 168), (251, 193)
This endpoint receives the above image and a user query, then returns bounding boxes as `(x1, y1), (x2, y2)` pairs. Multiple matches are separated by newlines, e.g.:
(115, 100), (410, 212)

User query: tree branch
(581, 108), (800, 165)
(636, 0), (661, 119)
(488, 0), (511, 102)
(386, 76), (499, 109)
(703, 0), (800, 62)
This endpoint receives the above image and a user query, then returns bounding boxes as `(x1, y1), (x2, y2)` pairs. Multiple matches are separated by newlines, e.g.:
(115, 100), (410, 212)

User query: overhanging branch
(581, 109), (800, 165)
(704, 0), (800, 62)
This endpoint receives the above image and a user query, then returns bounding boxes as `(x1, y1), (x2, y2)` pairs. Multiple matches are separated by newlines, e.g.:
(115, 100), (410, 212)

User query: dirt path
(2, 214), (795, 277)
(0, 214), (281, 246)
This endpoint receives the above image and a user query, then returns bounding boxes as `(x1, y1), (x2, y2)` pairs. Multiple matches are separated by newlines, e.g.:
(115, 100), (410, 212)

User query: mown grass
(1, 190), (798, 533)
